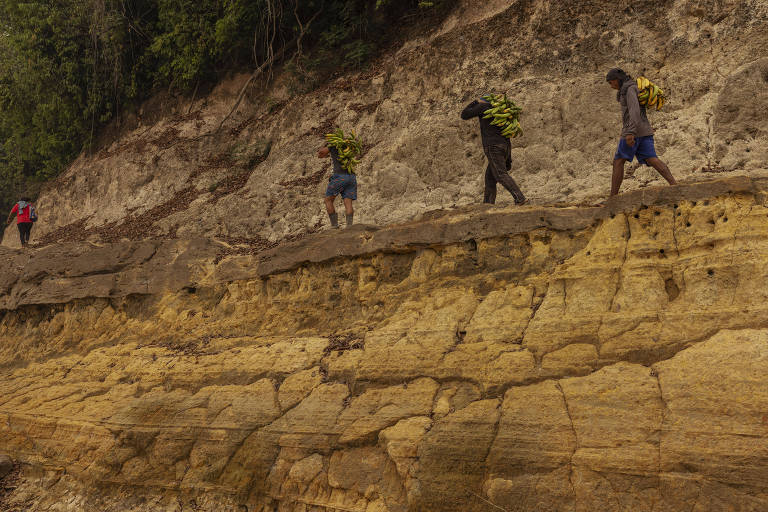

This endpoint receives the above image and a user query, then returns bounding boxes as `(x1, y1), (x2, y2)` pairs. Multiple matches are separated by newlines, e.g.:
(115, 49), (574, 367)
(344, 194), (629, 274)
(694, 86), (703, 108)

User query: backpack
(29, 205), (37, 223)
(636, 77), (666, 111)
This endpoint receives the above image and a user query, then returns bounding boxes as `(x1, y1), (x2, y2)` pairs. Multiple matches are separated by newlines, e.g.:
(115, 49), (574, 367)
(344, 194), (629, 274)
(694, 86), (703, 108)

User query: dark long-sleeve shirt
(461, 99), (509, 146)
(619, 81), (654, 138)
(328, 146), (347, 174)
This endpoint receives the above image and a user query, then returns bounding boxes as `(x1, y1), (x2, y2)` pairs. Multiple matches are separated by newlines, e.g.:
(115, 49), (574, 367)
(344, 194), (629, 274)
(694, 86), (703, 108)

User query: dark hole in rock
(665, 278), (680, 301)
(708, 269), (715, 276)
(634, 214), (640, 219)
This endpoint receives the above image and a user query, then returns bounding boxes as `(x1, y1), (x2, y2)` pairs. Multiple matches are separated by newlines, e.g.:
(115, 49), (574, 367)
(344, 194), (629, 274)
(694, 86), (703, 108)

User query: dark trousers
(18, 222), (32, 245)
(483, 143), (526, 204)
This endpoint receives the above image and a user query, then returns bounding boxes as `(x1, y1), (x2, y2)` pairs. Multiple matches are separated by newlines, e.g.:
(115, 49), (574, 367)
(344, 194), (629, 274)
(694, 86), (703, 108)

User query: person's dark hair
(20, 196), (31, 202)
(606, 68), (631, 83)
(606, 68), (633, 100)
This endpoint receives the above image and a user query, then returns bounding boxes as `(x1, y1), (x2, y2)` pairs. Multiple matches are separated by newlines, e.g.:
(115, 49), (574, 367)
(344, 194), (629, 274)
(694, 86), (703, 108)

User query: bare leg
(611, 158), (627, 196)
(325, 196), (339, 228)
(343, 198), (354, 227)
(324, 195), (336, 214)
(645, 157), (677, 186)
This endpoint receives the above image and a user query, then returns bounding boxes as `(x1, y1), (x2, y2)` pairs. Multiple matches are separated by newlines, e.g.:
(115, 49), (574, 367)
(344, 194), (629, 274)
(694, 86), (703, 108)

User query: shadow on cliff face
(0, 460), (27, 511)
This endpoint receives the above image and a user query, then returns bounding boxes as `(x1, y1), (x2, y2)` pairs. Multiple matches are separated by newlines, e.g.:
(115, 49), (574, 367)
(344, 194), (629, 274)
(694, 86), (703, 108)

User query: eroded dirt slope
(4, 0), (768, 249)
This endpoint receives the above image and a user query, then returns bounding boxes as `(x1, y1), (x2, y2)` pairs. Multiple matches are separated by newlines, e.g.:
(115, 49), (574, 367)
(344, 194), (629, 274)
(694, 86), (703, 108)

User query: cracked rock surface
(0, 178), (768, 511)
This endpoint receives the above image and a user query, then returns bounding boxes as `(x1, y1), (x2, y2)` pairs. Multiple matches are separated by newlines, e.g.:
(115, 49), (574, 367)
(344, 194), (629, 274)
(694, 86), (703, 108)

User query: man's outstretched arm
(461, 99), (489, 120)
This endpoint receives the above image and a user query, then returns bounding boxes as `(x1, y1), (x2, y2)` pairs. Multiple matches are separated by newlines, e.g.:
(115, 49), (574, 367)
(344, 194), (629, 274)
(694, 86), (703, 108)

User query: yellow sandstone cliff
(1, 177), (767, 511)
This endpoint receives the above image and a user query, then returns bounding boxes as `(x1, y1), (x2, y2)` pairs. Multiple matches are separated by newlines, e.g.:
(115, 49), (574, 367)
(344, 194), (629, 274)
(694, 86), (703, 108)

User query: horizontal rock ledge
(0, 176), (762, 309)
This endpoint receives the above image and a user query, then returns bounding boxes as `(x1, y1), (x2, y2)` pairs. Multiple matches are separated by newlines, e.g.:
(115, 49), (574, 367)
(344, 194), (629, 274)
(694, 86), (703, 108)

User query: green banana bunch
(482, 93), (523, 138)
(636, 77), (666, 111)
(324, 128), (363, 174)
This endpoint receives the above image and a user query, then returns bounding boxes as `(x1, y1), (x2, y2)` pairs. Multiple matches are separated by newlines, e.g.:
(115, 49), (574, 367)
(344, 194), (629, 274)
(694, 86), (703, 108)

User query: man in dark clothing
(318, 144), (357, 228)
(606, 68), (677, 196)
(461, 97), (527, 205)
(5, 196), (35, 247)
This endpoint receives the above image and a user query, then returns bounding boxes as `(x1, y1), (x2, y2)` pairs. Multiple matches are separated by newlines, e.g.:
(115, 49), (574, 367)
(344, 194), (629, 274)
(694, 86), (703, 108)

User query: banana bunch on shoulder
(636, 76), (666, 111)
(482, 94), (523, 138)
(325, 128), (363, 174)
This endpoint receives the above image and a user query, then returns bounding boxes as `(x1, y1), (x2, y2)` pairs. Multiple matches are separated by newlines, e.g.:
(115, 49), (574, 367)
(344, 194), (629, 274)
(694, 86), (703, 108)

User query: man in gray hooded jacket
(606, 68), (676, 196)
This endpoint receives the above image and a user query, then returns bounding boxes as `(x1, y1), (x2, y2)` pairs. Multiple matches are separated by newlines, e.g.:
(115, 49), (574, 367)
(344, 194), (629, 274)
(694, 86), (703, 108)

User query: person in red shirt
(6, 196), (35, 247)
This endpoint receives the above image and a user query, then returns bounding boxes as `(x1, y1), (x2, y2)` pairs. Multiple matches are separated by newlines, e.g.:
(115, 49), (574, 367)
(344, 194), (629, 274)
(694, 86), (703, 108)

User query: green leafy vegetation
(0, 0), (449, 214)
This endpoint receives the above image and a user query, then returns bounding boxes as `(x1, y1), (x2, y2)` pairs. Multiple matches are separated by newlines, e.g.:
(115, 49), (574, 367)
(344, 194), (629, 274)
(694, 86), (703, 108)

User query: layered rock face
(4, 0), (768, 248)
(1, 177), (767, 511)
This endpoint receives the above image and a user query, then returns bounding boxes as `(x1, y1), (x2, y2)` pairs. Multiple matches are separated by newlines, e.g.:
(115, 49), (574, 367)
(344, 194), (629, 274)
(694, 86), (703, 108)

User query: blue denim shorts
(325, 173), (357, 200)
(614, 135), (657, 165)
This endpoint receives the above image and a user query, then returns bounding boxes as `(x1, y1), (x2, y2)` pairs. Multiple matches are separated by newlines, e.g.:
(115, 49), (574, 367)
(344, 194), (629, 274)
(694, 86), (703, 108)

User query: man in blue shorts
(318, 143), (357, 228)
(606, 68), (676, 196)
